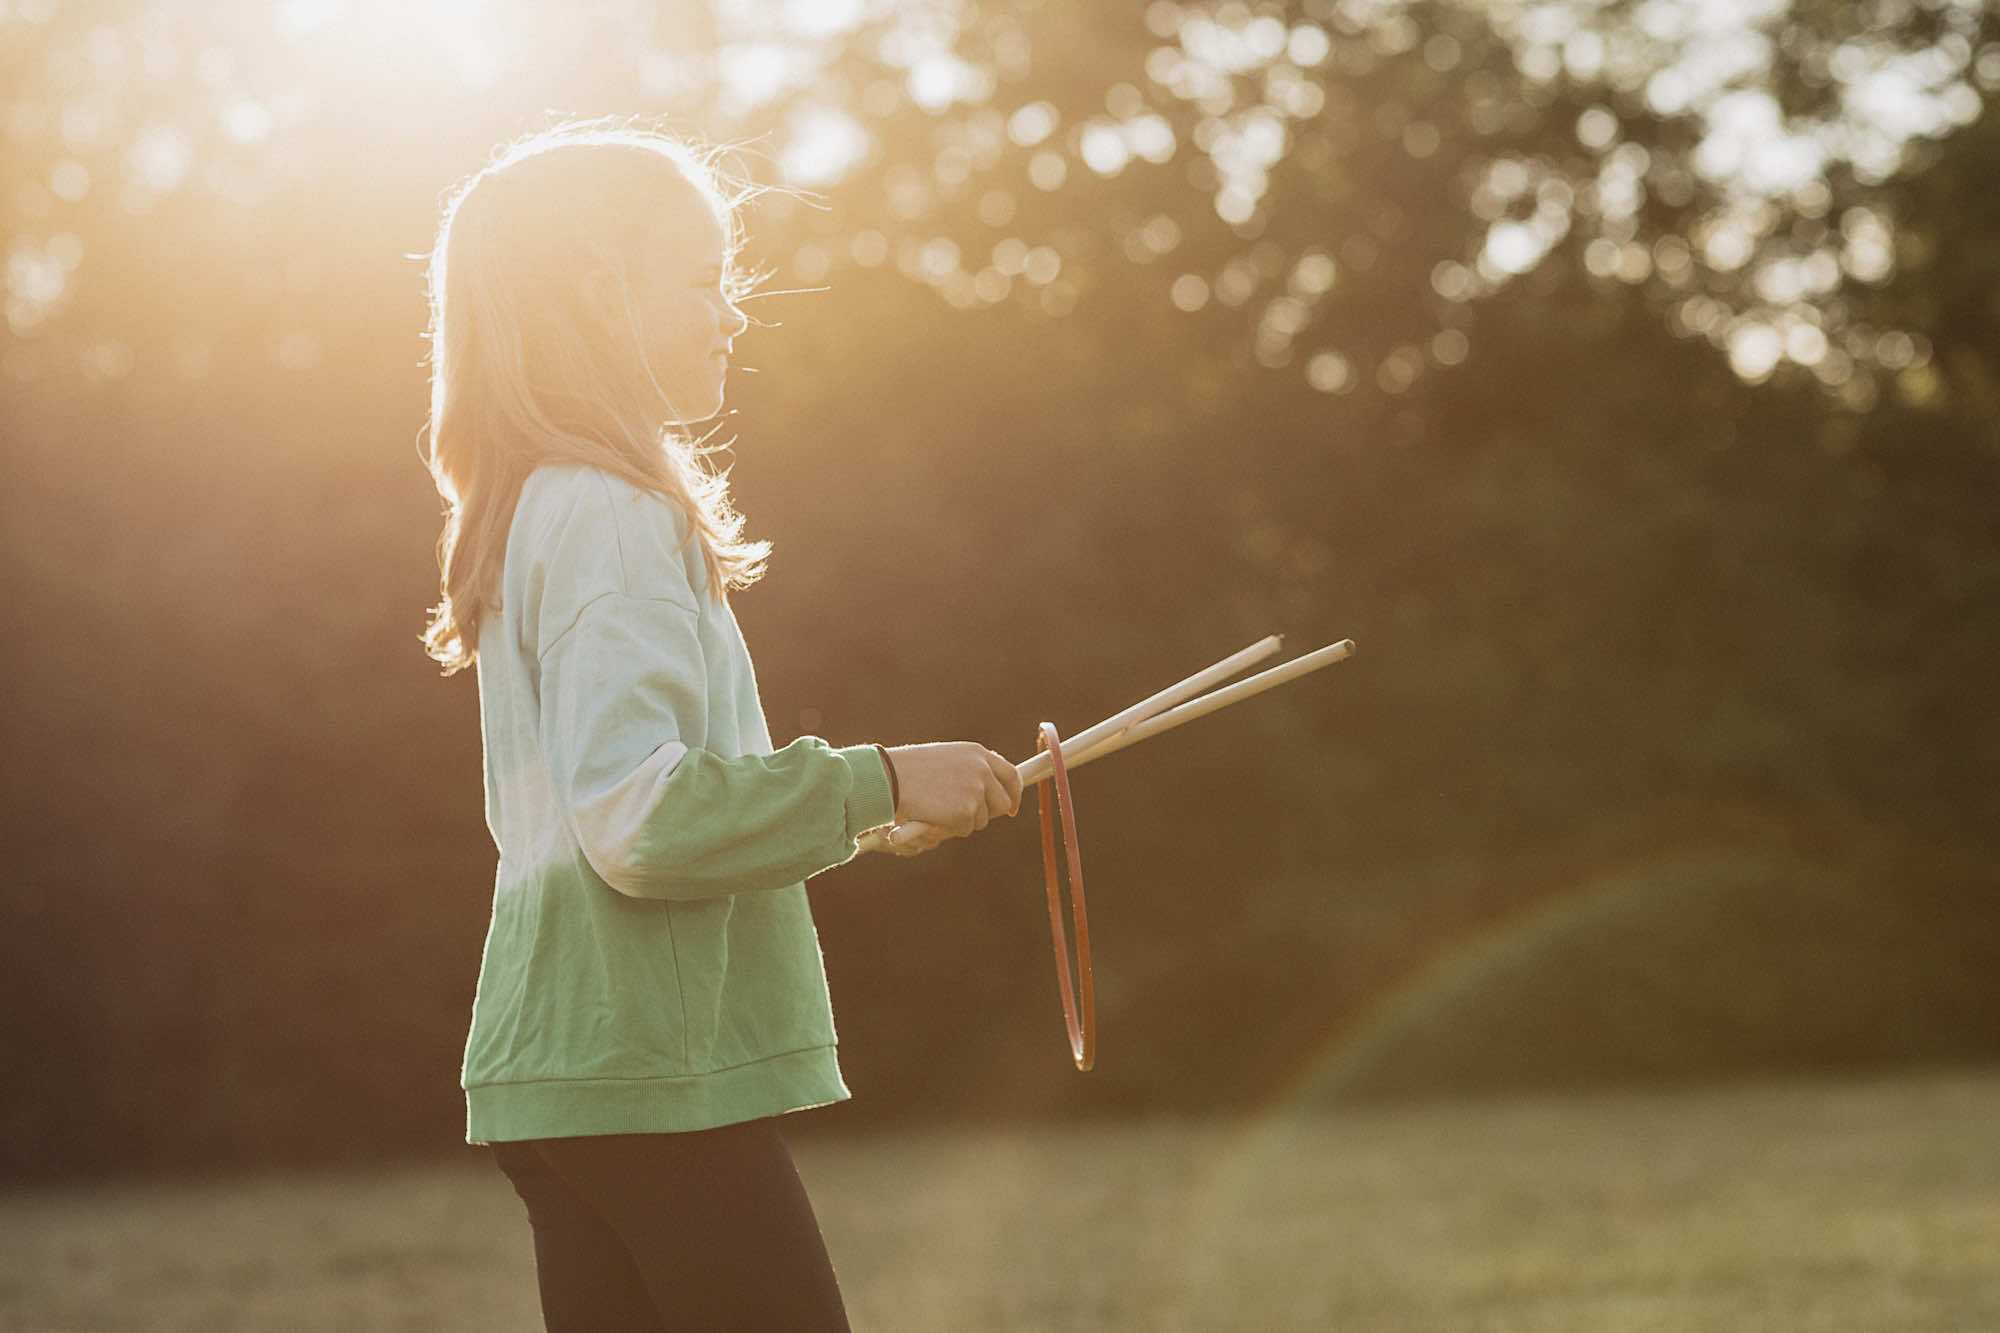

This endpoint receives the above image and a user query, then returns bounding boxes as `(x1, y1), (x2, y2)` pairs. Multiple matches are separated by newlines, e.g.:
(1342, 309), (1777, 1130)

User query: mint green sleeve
(537, 589), (896, 900)
(523, 469), (896, 900)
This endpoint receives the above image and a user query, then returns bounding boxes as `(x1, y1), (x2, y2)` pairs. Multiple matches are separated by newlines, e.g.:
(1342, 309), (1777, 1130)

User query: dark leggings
(491, 1117), (852, 1333)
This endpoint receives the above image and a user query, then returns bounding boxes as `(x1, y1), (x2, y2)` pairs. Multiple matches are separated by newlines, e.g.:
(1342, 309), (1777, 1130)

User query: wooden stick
(1012, 635), (1283, 789)
(1020, 639), (1355, 783)
(871, 637), (1351, 851)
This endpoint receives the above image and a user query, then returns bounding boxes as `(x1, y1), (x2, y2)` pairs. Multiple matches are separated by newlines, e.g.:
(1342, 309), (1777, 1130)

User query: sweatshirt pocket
(703, 887), (840, 1072)
(660, 894), (734, 1071)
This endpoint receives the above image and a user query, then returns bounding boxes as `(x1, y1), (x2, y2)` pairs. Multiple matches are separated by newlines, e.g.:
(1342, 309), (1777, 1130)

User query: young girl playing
(418, 119), (1023, 1331)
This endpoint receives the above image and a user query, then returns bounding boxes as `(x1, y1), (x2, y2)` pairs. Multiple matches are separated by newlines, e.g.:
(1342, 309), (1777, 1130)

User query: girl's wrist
(871, 743), (901, 817)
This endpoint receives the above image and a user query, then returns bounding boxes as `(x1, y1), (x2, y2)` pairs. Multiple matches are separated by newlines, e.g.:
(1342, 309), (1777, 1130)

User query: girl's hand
(883, 741), (1023, 836)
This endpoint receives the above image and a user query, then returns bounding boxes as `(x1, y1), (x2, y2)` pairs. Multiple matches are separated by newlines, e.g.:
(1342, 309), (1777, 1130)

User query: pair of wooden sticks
(1013, 633), (1356, 789)
(878, 634), (1352, 848)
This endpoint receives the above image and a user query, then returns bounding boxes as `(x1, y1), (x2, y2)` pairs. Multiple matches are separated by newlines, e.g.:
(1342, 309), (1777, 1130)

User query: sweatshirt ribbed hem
(834, 743), (897, 836)
(466, 1044), (850, 1144)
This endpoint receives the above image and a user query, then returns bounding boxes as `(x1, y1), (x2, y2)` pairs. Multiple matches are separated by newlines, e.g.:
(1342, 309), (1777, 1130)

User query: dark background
(3, 0), (1996, 1183)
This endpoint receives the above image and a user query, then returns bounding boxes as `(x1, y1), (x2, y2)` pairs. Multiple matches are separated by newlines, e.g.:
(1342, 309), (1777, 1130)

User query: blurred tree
(5, 1), (1994, 405)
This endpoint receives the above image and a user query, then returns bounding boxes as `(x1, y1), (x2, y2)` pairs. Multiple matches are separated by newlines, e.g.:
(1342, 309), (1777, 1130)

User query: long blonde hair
(419, 118), (773, 675)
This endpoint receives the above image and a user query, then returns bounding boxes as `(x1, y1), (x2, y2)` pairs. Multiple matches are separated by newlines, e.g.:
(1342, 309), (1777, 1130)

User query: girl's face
(621, 199), (748, 424)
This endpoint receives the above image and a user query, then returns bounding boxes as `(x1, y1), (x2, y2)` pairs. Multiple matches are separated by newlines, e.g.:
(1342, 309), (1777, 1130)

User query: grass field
(4, 1071), (1997, 1331)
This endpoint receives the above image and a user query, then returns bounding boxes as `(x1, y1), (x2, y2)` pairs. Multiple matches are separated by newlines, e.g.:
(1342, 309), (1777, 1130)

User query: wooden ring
(1036, 721), (1094, 1071)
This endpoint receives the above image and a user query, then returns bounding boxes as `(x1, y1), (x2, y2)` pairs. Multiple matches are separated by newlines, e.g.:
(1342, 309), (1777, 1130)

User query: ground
(4, 1071), (1998, 1331)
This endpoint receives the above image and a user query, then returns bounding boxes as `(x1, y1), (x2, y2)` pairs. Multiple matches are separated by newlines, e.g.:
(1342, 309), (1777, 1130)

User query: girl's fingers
(985, 748), (1024, 815)
(978, 763), (1011, 822)
(888, 820), (942, 852)
(860, 824), (933, 856)
(876, 800), (1015, 856)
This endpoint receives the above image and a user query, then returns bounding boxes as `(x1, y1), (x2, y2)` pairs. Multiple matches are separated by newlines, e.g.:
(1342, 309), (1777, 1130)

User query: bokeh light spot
(849, 229), (888, 268)
(784, 0), (862, 39)
(1482, 220), (1544, 276)
(920, 236), (960, 280)
(1007, 100), (1058, 147)
(1839, 206), (1895, 282)
(792, 243), (830, 284)
(1305, 349), (1351, 393)
(1430, 260), (1475, 302)
(972, 266), (1011, 303)
(1288, 23), (1331, 68)
(1021, 245), (1061, 286)
(1080, 121), (1131, 175)
(1576, 106), (1619, 151)
(1290, 250), (1336, 295)
(222, 98), (273, 145)
(991, 237), (1028, 276)
(1261, 294), (1308, 336)
(1376, 345), (1421, 393)
(126, 123), (191, 193)
(1785, 322), (1828, 366)
(1125, 113), (1177, 163)
(1214, 256), (1257, 306)
(48, 159), (89, 202)
(1584, 236), (1621, 278)
(277, 0), (339, 40)
(780, 105), (869, 187)
(1727, 322), (1782, 382)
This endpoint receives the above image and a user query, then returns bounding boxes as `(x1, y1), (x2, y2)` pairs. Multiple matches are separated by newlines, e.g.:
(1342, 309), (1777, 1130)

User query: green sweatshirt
(462, 462), (896, 1144)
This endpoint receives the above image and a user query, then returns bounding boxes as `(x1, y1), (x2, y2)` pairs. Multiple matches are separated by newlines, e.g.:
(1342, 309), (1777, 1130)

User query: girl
(418, 119), (1022, 1331)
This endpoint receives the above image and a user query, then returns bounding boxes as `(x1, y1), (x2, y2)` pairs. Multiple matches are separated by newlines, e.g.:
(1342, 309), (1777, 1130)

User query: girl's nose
(723, 301), (749, 337)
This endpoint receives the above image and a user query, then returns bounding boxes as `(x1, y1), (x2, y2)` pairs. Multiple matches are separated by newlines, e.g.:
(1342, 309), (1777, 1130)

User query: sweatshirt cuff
(835, 743), (898, 837)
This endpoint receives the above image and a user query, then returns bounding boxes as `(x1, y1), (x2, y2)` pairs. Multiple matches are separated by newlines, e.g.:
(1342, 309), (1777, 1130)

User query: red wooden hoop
(1036, 721), (1094, 1071)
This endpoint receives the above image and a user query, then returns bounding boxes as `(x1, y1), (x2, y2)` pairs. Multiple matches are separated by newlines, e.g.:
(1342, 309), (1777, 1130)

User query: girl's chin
(665, 385), (727, 424)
